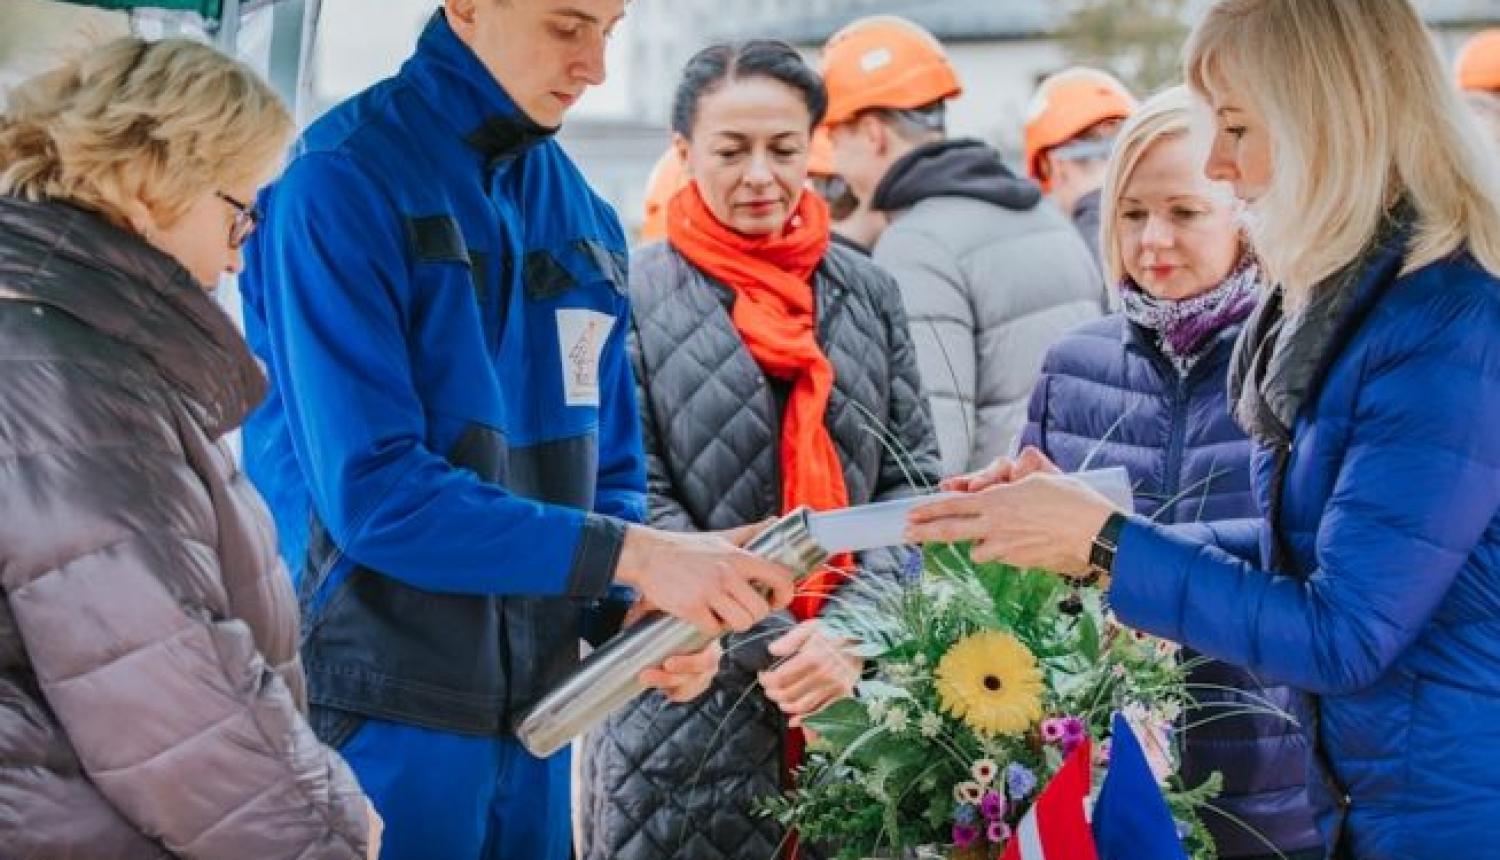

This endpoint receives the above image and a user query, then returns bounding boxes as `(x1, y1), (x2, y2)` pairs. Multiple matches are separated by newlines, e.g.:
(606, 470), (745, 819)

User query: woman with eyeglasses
(0, 38), (377, 858)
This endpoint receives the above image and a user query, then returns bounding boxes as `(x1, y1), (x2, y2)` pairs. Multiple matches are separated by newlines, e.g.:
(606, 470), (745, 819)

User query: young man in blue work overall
(239, 1), (797, 858)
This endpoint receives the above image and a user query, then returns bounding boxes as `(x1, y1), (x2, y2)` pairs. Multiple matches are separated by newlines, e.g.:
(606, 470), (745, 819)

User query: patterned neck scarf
(1118, 252), (1262, 376)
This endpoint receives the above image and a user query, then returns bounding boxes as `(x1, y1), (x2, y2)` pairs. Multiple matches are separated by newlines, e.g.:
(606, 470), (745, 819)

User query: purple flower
(1061, 716), (1087, 744)
(1005, 763), (1037, 799)
(1041, 717), (1066, 744)
(980, 790), (1006, 821)
(1174, 819), (1193, 840)
(952, 823), (979, 849)
(1059, 716), (1087, 756)
(899, 546), (925, 581)
(954, 803), (978, 825)
(988, 820), (1012, 844)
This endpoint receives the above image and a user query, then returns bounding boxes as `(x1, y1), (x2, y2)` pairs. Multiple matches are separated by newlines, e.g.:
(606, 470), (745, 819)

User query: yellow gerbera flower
(934, 630), (1044, 737)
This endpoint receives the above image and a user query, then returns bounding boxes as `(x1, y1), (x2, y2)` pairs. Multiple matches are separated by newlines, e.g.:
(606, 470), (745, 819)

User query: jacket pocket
(522, 240), (627, 301)
(405, 213), (498, 349)
(308, 704), (366, 749)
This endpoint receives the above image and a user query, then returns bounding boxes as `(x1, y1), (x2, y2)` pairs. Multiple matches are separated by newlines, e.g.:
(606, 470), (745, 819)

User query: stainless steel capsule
(513, 507), (828, 758)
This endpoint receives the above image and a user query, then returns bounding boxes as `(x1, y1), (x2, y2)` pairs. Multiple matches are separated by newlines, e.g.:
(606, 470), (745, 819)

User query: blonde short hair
(0, 37), (293, 230)
(1098, 85), (1222, 287)
(1185, 0), (1500, 302)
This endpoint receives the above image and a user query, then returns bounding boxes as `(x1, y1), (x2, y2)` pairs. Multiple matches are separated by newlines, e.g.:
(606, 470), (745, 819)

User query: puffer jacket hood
(0, 198), (265, 437)
(873, 138), (1043, 213)
(0, 196), (369, 859)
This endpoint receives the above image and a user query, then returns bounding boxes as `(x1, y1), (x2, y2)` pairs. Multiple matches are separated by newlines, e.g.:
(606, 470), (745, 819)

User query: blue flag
(1092, 712), (1188, 860)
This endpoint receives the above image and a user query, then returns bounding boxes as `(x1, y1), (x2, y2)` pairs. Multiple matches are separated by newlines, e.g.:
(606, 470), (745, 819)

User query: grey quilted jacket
(577, 241), (942, 860)
(0, 197), (370, 859)
(870, 139), (1106, 474)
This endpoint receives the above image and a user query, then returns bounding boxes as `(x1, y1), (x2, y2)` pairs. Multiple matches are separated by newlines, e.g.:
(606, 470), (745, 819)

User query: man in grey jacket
(819, 16), (1106, 474)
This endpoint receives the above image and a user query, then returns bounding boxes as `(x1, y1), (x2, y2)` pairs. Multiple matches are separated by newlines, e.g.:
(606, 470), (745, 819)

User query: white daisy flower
(971, 758), (999, 785)
(952, 780), (984, 804)
(919, 711), (944, 739)
(884, 705), (910, 734)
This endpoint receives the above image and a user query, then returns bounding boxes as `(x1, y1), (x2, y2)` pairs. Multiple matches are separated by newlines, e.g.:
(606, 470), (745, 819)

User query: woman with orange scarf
(577, 41), (941, 860)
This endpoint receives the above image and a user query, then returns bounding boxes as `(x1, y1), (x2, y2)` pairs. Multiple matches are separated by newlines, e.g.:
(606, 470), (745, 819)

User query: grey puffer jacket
(871, 139), (1106, 474)
(0, 197), (370, 859)
(1070, 188), (1105, 272)
(577, 241), (942, 860)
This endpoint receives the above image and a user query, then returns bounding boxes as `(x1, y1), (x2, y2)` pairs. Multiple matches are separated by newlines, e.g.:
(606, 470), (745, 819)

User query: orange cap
(1457, 29), (1500, 92)
(807, 127), (836, 177)
(818, 15), (962, 128)
(639, 146), (687, 243)
(1023, 68), (1137, 193)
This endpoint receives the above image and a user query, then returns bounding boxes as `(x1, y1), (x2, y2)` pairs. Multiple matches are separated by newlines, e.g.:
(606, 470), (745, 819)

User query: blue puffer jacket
(240, 11), (645, 738)
(1111, 244), (1500, 859)
(1019, 315), (1321, 857)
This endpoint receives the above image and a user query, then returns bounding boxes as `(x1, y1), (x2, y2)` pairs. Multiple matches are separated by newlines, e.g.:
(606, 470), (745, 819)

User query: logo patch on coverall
(556, 308), (615, 406)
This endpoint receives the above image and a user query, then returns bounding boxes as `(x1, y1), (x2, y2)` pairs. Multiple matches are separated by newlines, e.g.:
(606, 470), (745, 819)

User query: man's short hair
(866, 99), (946, 142)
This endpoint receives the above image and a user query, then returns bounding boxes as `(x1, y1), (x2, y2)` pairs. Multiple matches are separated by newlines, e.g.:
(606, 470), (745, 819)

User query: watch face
(1089, 542), (1113, 569)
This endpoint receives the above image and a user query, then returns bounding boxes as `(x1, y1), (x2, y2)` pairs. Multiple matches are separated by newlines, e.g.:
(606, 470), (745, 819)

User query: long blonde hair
(1185, 0), (1500, 301)
(0, 38), (292, 231)
(1098, 86), (1235, 287)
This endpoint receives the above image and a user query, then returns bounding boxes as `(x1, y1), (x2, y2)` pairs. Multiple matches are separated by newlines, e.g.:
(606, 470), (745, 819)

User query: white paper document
(804, 466), (1134, 554)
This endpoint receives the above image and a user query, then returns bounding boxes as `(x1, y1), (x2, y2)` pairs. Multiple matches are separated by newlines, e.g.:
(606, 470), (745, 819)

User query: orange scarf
(666, 183), (851, 621)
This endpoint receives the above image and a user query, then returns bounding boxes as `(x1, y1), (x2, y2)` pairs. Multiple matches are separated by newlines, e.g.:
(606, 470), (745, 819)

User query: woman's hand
(906, 473), (1118, 575)
(365, 800), (383, 860)
(941, 446), (1061, 493)
(640, 639), (724, 703)
(621, 595), (727, 703)
(760, 621), (862, 726)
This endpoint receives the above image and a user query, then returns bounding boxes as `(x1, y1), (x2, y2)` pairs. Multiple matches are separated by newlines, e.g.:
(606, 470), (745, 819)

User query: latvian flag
(1001, 740), (1099, 860)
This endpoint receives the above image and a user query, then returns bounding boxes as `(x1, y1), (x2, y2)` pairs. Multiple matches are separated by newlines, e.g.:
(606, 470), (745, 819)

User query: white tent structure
(0, 0), (322, 119)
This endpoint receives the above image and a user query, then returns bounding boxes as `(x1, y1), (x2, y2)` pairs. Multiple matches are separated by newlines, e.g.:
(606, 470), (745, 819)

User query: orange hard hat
(818, 15), (962, 128)
(1457, 29), (1500, 92)
(1023, 68), (1138, 193)
(807, 127), (836, 177)
(639, 146), (687, 243)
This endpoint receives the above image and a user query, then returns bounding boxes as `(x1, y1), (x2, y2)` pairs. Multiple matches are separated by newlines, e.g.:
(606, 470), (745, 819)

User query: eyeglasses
(216, 191), (260, 249)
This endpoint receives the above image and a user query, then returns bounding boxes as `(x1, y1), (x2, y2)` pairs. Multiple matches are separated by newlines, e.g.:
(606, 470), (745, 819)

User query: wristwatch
(1069, 511), (1126, 589)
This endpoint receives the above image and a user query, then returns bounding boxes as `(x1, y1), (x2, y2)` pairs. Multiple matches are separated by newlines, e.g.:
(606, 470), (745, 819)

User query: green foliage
(1060, 0), (1192, 94)
(1168, 772), (1226, 860)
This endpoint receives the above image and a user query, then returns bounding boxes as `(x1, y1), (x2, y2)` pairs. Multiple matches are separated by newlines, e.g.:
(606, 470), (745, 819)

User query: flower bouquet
(758, 543), (1224, 860)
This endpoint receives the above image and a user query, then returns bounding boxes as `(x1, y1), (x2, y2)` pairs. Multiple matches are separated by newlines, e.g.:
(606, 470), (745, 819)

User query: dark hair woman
(577, 41), (941, 860)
